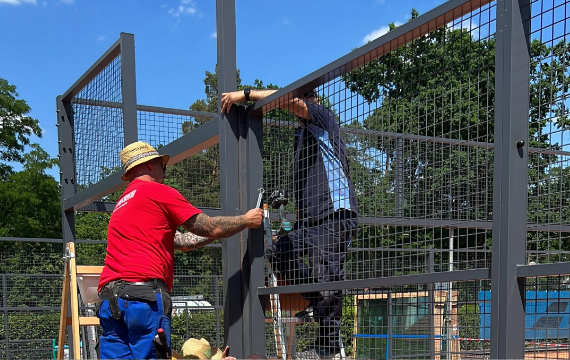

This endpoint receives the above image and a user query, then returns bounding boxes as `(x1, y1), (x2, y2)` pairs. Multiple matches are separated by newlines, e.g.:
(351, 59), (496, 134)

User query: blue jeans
(97, 290), (171, 359)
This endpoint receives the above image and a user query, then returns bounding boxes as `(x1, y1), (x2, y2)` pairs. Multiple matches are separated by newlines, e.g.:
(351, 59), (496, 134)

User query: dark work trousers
(267, 211), (358, 351)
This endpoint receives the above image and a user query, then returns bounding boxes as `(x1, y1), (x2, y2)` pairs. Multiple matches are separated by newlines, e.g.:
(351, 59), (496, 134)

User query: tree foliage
(0, 78), (42, 179)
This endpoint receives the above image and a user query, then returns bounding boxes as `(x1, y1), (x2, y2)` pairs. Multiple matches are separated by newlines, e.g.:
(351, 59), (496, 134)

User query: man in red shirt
(96, 141), (263, 360)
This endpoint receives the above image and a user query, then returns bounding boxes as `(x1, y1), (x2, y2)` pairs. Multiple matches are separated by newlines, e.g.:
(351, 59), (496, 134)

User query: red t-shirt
(98, 179), (202, 292)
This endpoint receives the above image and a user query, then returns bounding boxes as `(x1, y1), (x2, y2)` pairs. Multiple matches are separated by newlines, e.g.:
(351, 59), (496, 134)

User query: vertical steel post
(213, 248), (221, 346)
(243, 106), (266, 356)
(446, 229), (454, 360)
(387, 291), (392, 360)
(57, 96), (78, 359)
(428, 250), (435, 360)
(3, 275), (9, 360)
(490, 0), (531, 358)
(216, 0), (243, 357)
(119, 32), (138, 146)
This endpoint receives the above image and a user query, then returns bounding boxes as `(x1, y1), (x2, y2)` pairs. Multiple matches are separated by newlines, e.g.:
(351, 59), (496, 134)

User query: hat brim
(121, 154), (170, 181)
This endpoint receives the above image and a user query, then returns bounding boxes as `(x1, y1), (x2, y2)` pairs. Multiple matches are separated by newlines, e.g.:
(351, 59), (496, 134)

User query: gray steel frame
(48, 0), (570, 358)
(490, 0), (531, 358)
(216, 0), (244, 357)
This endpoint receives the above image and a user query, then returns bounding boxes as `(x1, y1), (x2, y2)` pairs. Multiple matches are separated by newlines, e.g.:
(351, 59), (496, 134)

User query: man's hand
(243, 208), (263, 228)
(221, 346), (236, 359)
(221, 91), (244, 113)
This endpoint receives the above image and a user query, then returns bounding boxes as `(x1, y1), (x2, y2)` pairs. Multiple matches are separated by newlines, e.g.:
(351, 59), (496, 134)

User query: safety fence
(1, 0), (569, 359)
(253, 0), (570, 358)
(0, 238), (224, 360)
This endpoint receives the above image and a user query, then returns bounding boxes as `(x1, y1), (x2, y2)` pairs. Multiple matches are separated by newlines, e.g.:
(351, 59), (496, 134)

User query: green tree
(0, 78), (42, 179)
(341, 8), (570, 263)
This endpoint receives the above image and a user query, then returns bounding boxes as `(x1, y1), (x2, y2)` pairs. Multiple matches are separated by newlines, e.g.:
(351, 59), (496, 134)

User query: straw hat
(120, 141), (170, 181)
(181, 338), (225, 359)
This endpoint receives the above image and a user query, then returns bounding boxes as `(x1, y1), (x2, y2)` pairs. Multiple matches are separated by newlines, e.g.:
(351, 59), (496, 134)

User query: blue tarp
(478, 290), (570, 340)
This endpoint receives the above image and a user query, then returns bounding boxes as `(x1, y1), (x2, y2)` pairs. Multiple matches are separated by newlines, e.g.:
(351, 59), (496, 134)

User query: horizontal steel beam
(67, 105), (570, 159)
(77, 200), (223, 217)
(63, 118), (220, 211)
(517, 262), (570, 278)
(254, 0), (492, 112)
(258, 267), (491, 295)
(0, 273), (61, 277)
(265, 120), (570, 158)
(0, 307), (60, 311)
(71, 98), (217, 119)
(268, 213), (570, 232)
(78, 201), (116, 212)
(62, 37), (122, 102)
(0, 237), (64, 243)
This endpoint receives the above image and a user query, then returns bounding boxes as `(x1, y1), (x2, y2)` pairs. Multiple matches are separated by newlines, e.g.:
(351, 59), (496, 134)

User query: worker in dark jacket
(222, 89), (358, 359)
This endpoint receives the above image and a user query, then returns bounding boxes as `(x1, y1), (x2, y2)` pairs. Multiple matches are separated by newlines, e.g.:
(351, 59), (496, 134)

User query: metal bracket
(63, 247), (75, 261)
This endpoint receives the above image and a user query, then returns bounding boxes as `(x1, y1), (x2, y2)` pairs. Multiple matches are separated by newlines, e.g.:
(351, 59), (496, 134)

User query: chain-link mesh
(72, 55), (124, 188)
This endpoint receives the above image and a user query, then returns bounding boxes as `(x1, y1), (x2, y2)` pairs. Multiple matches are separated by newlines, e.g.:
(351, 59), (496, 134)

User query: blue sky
(0, 0), (440, 179)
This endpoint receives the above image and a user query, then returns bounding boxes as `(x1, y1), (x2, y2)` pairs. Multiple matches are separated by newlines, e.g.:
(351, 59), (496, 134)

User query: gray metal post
(3, 275), (9, 360)
(490, 0), (531, 358)
(57, 97), (78, 359)
(387, 291), (392, 360)
(216, 0), (243, 356)
(213, 247), (220, 346)
(119, 32), (138, 145)
(428, 250), (435, 360)
(242, 106), (266, 356)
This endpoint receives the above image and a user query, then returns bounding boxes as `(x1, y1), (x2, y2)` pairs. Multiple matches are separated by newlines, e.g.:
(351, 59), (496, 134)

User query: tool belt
(97, 279), (172, 320)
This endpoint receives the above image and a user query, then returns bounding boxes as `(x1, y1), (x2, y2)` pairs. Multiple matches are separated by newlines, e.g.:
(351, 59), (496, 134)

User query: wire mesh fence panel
(137, 108), (216, 148)
(524, 275), (570, 360)
(262, 281), (489, 360)
(166, 144), (221, 209)
(262, 2), (497, 284)
(257, 2), (499, 358)
(2, 311), (62, 360)
(72, 55), (124, 188)
(526, 0), (570, 265)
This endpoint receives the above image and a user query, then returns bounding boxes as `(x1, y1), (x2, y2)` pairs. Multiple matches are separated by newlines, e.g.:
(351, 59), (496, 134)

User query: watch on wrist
(244, 88), (251, 102)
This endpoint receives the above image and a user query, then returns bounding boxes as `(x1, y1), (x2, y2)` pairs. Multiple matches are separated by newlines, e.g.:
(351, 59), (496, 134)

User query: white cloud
(97, 35), (106, 42)
(161, 3), (166, 8)
(59, 0), (73, 4)
(361, 22), (402, 44)
(210, 31), (217, 38)
(168, 0), (196, 17)
(0, 0), (35, 5)
(43, 0), (46, 5)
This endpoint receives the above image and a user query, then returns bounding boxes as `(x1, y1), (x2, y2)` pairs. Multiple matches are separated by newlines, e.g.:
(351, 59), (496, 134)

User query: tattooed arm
(173, 230), (215, 252)
(181, 209), (264, 241)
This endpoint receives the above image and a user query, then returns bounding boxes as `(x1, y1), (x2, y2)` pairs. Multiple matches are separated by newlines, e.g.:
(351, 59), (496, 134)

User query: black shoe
(295, 306), (314, 322)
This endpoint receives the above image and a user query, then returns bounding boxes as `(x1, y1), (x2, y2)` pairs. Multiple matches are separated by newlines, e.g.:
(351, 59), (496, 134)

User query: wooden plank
(57, 260), (70, 360)
(68, 242), (81, 360)
(76, 265), (104, 274)
(65, 317), (100, 326)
